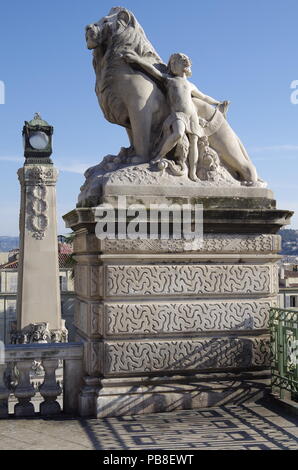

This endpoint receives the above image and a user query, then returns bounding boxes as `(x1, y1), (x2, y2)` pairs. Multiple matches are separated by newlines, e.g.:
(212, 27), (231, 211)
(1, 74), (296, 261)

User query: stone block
(105, 299), (276, 336)
(104, 336), (271, 375)
(105, 263), (278, 298)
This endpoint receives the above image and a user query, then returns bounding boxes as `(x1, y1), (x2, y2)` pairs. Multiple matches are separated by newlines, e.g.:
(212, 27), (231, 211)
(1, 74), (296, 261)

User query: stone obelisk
(15, 114), (67, 343)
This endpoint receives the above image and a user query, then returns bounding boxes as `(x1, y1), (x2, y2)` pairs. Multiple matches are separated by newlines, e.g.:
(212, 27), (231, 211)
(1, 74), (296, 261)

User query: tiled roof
(0, 260), (18, 269)
(0, 253), (73, 270)
(284, 270), (298, 278)
(58, 242), (73, 254)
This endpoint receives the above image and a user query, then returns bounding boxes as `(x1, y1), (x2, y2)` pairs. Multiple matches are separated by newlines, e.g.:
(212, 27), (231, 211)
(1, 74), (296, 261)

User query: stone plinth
(64, 183), (292, 417)
(16, 164), (66, 343)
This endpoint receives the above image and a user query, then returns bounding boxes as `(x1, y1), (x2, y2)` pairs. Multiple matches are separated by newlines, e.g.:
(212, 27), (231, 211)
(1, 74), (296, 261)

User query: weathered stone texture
(63, 205), (287, 417)
(103, 234), (281, 254)
(106, 264), (278, 297)
(105, 299), (276, 335)
(104, 336), (271, 375)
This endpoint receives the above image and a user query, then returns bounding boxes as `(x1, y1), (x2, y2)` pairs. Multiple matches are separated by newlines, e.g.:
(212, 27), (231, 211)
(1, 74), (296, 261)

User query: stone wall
(66, 223), (284, 416)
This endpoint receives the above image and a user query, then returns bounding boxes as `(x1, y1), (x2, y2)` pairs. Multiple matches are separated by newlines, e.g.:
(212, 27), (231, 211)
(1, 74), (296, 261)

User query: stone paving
(0, 400), (297, 450)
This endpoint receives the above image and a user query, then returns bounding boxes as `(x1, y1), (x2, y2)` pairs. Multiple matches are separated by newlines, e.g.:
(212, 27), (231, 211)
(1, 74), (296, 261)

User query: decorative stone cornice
(18, 166), (58, 186)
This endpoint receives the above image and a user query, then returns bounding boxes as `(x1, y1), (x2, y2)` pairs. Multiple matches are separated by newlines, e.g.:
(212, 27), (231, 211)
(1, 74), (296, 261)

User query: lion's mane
(93, 8), (166, 127)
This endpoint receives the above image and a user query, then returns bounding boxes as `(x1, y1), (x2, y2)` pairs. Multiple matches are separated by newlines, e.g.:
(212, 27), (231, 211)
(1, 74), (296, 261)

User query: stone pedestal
(64, 176), (292, 417)
(15, 164), (67, 343)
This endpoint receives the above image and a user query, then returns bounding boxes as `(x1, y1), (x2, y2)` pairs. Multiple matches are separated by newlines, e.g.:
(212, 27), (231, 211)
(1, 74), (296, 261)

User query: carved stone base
(40, 400), (61, 416)
(92, 371), (270, 418)
(77, 162), (270, 208)
(11, 321), (68, 345)
(14, 401), (35, 417)
(64, 185), (292, 418)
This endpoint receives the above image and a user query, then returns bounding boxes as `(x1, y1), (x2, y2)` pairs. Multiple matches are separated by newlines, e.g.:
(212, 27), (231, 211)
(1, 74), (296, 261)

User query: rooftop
(284, 270), (298, 278)
(0, 243), (73, 270)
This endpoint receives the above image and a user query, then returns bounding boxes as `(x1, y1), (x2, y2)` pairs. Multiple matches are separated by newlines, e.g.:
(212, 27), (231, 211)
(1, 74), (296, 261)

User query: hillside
(279, 229), (298, 255)
(0, 237), (19, 252)
(0, 231), (298, 255)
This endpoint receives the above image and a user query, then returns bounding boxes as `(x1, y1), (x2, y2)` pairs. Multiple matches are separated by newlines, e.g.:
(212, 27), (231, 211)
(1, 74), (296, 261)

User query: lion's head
(85, 7), (162, 62)
(85, 7), (168, 160)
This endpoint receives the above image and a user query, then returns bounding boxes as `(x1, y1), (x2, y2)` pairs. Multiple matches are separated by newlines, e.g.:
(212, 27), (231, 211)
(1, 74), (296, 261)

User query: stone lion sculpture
(86, 6), (168, 163)
(86, 6), (258, 184)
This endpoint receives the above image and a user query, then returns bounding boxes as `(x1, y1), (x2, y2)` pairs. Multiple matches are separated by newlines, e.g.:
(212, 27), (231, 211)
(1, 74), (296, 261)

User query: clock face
(29, 131), (49, 150)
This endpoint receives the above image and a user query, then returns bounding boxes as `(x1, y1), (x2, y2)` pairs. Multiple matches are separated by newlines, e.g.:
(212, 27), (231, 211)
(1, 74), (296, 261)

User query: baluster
(0, 364), (10, 418)
(14, 360), (36, 417)
(39, 358), (62, 416)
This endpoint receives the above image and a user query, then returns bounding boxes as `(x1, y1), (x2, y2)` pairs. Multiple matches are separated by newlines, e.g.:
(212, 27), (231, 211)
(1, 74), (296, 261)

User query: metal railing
(270, 307), (298, 400)
(0, 342), (83, 418)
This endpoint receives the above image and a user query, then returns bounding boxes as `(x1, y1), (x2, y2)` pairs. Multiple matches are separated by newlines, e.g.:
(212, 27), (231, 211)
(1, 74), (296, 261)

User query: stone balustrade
(0, 342), (83, 418)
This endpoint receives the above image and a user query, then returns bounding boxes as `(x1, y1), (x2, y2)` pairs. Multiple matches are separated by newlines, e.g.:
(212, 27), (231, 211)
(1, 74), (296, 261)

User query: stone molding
(102, 234), (281, 254)
(64, 205), (293, 235)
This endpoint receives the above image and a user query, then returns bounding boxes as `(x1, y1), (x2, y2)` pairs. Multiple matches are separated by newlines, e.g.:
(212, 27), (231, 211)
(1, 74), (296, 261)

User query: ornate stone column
(14, 115), (67, 344)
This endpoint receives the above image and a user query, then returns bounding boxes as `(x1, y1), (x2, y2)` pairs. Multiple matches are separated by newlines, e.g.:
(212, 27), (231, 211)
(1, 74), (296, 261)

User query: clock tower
(23, 113), (54, 163)
(14, 114), (67, 346)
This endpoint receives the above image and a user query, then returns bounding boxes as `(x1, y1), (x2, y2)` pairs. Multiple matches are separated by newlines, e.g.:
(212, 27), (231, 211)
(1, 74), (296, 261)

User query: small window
(290, 296), (296, 307)
(59, 275), (68, 292)
(8, 274), (18, 293)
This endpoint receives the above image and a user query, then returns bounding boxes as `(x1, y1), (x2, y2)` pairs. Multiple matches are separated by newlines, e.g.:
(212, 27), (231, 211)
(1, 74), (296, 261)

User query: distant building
(0, 253), (9, 266)
(278, 264), (298, 309)
(0, 243), (75, 344)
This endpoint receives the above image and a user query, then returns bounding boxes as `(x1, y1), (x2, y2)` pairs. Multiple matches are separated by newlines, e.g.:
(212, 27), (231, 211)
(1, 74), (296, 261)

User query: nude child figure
(124, 51), (227, 181)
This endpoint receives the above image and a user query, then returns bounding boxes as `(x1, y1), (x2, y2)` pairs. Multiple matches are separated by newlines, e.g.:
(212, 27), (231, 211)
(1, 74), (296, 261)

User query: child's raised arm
(191, 83), (221, 106)
(123, 51), (165, 82)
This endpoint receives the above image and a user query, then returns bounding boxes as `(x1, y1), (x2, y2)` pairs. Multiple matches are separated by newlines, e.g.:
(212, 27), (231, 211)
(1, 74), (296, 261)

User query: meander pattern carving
(105, 337), (270, 373)
(106, 300), (274, 335)
(106, 264), (273, 296)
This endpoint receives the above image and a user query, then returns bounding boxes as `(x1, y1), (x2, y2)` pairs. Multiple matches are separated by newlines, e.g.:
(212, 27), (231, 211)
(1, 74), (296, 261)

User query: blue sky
(0, 0), (298, 235)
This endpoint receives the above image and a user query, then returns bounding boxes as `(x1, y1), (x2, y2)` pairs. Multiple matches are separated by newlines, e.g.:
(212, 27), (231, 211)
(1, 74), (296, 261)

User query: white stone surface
(104, 299), (276, 335)
(105, 336), (271, 374)
(60, 5), (294, 417)
(16, 165), (63, 336)
(104, 263), (278, 297)
(83, 6), (263, 200)
(66, 223), (282, 415)
(79, 162), (270, 207)
(102, 234), (281, 253)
